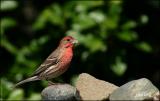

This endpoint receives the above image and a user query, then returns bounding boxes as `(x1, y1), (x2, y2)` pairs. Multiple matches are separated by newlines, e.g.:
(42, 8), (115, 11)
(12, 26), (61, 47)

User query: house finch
(14, 36), (78, 87)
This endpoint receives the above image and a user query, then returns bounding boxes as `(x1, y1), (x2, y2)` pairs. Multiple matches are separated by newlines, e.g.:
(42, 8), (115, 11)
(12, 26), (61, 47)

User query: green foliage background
(0, 0), (159, 100)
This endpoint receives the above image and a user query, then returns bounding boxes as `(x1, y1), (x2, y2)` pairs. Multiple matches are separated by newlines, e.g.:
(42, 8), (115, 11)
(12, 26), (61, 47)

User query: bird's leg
(47, 79), (55, 86)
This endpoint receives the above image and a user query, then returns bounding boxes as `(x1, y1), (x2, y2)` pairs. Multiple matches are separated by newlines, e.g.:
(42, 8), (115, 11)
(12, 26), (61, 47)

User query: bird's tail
(14, 76), (40, 88)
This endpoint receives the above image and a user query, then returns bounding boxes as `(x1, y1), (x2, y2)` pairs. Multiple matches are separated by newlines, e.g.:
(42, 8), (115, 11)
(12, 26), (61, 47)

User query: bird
(14, 36), (78, 87)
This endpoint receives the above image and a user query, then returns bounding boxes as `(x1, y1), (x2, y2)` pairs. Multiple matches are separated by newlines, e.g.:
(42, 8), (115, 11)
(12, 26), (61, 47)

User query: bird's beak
(72, 39), (78, 44)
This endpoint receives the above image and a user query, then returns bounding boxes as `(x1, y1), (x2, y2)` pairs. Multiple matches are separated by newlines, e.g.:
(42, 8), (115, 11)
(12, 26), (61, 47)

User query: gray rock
(109, 78), (159, 100)
(153, 91), (160, 101)
(76, 73), (118, 100)
(41, 84), (81, 101)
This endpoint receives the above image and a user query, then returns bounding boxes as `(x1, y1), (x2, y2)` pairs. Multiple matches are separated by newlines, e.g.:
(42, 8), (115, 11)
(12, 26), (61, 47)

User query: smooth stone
(41, 83), (81, 101)
(76, 73), (118, 100)
(109, 78), (159, 100)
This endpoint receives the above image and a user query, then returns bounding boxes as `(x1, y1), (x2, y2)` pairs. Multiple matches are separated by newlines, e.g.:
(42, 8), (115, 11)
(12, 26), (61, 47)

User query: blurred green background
(0, 0), (160, 100)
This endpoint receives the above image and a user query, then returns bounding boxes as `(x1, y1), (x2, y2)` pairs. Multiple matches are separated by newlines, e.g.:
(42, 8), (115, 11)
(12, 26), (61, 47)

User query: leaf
(89, 11), (105, 23)
(111, 56), (127, 76)
(140, 15), (148, 24)
(1, 38), (18, 55)
(122, 21), (137, 30)
(117, 31), (138, 42)
(32, 4), (63, 30)
(72, 13), (96, 31)
(1, 18), (16, 35)
(28, 93), (41, 100)
(1, 18), (16, 28)
(8, 89), (24, 100)
(135, 42), (152, 53)
(70, 75), (79, 86)
(0, 78), (13, 99)
(0, 1), (18, 11)
(75, 1), (104, 12)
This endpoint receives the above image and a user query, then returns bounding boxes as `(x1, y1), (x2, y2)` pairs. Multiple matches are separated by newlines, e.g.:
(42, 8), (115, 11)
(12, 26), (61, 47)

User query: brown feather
(33, 49), (59, 75)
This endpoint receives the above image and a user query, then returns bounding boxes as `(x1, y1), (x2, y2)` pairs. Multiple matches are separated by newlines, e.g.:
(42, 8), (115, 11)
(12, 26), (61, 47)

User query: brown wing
(33, 49), (60, 75)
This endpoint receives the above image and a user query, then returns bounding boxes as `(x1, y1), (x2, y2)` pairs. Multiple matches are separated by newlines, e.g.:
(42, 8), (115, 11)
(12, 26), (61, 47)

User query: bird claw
(48, 81), (55, 86)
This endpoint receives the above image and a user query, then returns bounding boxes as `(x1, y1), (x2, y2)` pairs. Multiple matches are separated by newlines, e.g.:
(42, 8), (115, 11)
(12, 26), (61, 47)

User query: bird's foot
(48, 81), (55, 86)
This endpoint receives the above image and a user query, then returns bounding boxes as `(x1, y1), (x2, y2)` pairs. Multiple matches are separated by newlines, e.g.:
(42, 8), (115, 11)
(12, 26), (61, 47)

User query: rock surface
(109, 78), (159, 100)
(152, 91), (160, 101)
(76, 73), (118, 100)
(41, 84), (81, 100)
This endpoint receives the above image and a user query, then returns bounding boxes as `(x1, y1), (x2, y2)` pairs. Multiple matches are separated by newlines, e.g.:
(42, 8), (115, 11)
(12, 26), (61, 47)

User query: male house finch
(14, 36), (78, 87)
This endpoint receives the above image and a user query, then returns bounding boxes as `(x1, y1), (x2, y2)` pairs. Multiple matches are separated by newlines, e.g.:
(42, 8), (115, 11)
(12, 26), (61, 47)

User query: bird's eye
(66, 39), (70, 41)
